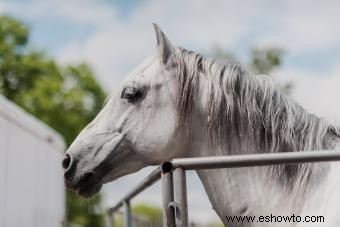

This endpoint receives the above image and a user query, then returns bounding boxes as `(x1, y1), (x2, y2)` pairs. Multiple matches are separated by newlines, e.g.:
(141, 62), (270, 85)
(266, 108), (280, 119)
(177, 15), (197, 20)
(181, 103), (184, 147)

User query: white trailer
(0, 96), (65, 227)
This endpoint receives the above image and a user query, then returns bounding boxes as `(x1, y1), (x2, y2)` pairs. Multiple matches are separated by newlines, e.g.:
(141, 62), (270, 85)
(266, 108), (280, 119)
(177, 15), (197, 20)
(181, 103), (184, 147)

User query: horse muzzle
(62, 154), (103, 198)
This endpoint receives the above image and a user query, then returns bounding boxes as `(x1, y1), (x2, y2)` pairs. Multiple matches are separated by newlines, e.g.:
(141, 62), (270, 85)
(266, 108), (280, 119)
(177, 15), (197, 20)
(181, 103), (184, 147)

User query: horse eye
(121, 87), (142, 101)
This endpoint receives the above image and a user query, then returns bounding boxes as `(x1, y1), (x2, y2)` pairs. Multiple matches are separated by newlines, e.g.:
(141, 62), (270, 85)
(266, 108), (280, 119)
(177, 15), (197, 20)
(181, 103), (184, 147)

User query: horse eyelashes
(121, 87), (137, 98)
(121, 87), (142, 102)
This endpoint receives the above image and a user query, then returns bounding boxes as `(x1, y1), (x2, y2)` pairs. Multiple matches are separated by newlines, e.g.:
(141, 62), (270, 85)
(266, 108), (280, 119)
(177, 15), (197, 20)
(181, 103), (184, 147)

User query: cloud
(54, 0), (340, 90)
(6, 0), (339, 89)
(273, 65), (340, 125)
(55, 0), (263, 89)
(253, 0), (340, 53)
(0, 0), (118, 26)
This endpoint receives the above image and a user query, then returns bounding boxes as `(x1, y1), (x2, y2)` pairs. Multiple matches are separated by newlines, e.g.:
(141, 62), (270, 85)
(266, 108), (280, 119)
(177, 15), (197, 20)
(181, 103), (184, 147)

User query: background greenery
(0, 15), (287, 227)
(0, 15), (106, 227)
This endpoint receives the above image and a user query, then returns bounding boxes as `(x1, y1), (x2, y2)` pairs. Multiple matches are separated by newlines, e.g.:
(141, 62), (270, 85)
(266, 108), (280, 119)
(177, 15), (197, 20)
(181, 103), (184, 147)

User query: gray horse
(63, 24), (340, 226)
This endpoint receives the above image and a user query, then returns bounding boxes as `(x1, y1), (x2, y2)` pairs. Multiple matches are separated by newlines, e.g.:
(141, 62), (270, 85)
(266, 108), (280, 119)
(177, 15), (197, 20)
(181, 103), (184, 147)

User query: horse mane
(173, 47), (340, 190)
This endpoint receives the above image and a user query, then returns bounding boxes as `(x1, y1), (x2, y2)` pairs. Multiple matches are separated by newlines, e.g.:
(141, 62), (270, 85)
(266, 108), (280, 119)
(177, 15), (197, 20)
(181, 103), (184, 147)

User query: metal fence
(106, 150), (340, 227)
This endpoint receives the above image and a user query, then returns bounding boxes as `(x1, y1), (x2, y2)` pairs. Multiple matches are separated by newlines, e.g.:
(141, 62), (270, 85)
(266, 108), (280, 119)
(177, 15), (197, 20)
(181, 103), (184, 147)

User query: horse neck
(188, 131), (301, 219)
(187, 127), (336, 226)
(183, 74), (338, 224)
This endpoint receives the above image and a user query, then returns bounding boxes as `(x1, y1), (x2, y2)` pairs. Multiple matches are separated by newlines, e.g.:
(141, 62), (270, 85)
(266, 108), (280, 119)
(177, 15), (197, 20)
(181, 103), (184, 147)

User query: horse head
(63, 24), (182, 197)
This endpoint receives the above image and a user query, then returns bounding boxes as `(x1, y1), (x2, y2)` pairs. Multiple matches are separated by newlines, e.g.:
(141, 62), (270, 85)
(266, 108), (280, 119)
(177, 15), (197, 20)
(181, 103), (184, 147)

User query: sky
(1, 0), (340, 224)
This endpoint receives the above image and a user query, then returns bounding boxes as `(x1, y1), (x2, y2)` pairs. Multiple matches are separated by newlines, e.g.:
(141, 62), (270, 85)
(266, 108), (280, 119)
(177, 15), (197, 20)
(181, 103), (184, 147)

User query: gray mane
(173, 47), (340, 190)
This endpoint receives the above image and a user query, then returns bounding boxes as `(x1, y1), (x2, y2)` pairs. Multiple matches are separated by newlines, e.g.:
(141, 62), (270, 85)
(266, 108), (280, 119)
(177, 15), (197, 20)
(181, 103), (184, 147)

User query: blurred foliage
(249, 48), (282, 75)
(213, 45), (293, 94)
(113, 203), (224, 227)
(67, 192), (105, 227)
(133, 204), (163, 226)
(211, 223), (225, 227)
(0, 15), (107, 227)
(113, 203), (163, 227)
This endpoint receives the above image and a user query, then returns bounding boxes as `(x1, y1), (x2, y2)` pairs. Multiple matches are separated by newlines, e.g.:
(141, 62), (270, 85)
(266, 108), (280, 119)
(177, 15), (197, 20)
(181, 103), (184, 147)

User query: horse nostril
(62, 154), (71, 170)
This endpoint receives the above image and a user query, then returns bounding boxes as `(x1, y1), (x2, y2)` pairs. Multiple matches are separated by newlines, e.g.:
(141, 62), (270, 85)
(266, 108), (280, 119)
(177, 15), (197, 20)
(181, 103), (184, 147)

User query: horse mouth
(65, 171), (103, 198)
(77, 182), (103, 198)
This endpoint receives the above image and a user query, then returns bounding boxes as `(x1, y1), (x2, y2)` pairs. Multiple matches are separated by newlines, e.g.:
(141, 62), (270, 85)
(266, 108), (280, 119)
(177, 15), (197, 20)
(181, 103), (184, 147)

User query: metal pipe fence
(107, 150), (340, 227)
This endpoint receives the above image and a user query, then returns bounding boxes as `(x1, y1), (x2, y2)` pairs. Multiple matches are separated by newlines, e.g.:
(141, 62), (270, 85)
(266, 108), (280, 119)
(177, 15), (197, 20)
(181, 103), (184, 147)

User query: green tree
(0, 15), (106, 227)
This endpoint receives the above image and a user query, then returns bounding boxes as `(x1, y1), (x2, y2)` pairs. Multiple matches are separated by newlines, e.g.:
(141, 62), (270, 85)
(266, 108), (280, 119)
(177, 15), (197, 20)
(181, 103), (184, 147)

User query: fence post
(106, 210), (115, 227)
(123, 200), (132, 227)
(173, 167), (188, 227)
(107, 209), (116, 227)
(161, 170), (175, 227)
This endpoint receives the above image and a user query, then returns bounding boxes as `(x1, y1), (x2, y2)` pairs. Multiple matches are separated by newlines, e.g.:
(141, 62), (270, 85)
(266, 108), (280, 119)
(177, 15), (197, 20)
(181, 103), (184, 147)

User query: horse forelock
(172, 47), (340, 191)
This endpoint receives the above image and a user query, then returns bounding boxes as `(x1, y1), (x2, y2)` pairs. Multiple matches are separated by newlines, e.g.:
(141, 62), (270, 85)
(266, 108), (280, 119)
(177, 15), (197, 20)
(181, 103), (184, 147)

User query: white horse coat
(63, 24), (340, 226)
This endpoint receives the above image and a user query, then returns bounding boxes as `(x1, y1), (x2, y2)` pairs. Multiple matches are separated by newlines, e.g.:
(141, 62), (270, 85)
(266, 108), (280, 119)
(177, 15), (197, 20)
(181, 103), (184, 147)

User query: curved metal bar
(108, 167), (162, 214)
(107, 150), (340, 227)
(170, 150), (340, 170)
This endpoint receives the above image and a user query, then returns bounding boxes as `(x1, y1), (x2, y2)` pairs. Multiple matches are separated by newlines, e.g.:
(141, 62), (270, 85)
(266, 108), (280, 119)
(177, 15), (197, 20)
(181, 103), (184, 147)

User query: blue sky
(3, 0), (340, 74)
(22, 0), (145, 51)
(3, 0), (340, 76)
(1, 0), (340, 224)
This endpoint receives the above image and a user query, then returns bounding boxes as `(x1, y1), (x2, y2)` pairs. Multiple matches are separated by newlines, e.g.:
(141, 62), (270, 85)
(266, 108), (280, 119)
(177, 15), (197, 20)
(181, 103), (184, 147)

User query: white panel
(35, 136), (65, 227)
(0, 96), (65, 227)
(46, 145), (65, 227)
(34, 139), (47, 227)
(53, 147), (66, 227)
(5, 123), (37, 227)
(0, 118), (8, 227)
(0, 96), (65, 150)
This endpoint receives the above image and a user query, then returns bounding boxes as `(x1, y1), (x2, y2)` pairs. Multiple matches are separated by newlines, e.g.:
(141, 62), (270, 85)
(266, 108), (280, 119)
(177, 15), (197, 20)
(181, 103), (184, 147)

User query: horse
(63, 24), (340, 226)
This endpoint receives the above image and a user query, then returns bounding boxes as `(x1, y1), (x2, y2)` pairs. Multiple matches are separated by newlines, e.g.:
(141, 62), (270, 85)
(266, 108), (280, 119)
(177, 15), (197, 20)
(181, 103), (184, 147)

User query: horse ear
(153, 23), (174, 65)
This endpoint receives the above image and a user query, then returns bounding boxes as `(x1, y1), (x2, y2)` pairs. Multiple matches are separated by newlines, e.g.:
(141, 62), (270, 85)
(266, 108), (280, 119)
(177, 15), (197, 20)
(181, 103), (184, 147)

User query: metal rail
(107, 150), (340, 227)
(108, 167), (162, 214)
(166, 150), (340, 171)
